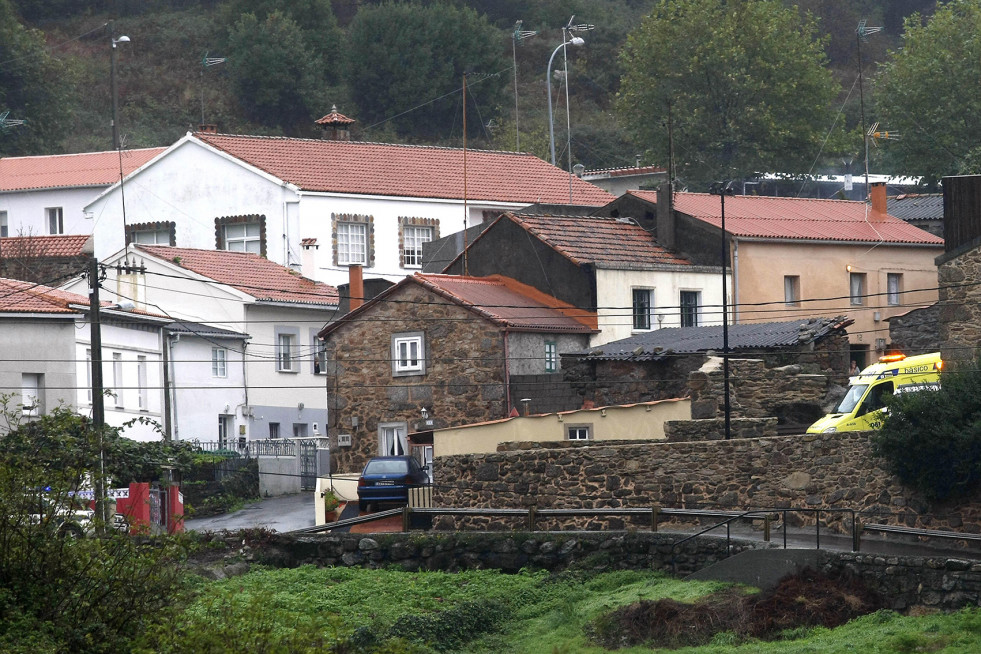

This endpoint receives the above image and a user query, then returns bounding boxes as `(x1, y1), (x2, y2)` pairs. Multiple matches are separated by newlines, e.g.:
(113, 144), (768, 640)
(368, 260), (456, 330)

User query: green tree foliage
(875, 0), (981, 183)
(346, 2), (508, 141)
(225, 11), (327, 131)
(616, 0), (841, 186)
(0, 0), (74, 155)
(874, 358), (981, 502)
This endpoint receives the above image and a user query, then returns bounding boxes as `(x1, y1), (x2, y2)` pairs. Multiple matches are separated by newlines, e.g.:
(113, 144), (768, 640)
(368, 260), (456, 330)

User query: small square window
(0, 210), (8, 238)
(212, 347), (227, 378)
(784, 275), (800, 307)
(567, 424), (591, 441)
(224, 222), (262, 253)
(545, 341), (558, 372)
(632, 288), (655, 330)
(392, 332), (426, 376)
(402, 224), (434, 268)
(887, 273), (902, 306)
(850, 272), (867, 305)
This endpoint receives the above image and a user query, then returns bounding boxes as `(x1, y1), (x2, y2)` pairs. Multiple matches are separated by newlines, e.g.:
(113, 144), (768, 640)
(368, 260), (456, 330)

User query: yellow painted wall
(433, 398), (691, 457)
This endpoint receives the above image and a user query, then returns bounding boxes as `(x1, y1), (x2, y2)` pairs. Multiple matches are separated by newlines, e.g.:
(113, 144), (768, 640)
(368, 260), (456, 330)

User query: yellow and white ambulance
(806, 352), (943, 433)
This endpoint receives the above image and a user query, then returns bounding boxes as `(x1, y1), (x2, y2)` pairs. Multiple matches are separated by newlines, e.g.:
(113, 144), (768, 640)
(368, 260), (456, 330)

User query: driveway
(184, 493), (315, 533)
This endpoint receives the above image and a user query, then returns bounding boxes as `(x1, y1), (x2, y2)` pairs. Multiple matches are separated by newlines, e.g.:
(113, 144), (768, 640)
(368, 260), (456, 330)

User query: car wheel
(359, 501), (368, 513)
(59, 523), (84, 539)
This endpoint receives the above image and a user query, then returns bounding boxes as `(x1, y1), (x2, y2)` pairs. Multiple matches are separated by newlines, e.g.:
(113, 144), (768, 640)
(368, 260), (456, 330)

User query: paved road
(184, 493), (316, 532)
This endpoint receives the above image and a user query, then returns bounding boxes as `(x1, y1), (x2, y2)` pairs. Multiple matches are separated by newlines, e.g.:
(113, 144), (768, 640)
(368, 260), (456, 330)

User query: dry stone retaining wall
(939, 243), (981, 362)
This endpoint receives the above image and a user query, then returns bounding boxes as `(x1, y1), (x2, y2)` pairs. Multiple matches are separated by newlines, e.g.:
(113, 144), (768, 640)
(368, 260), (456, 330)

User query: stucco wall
(0, 319), (77, 424)
(0, 186), (104, 237)
(506, 332), (589, 375)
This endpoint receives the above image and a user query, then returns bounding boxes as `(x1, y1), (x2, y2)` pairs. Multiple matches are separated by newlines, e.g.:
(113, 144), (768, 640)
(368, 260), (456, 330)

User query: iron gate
(299, 440), (317, 490)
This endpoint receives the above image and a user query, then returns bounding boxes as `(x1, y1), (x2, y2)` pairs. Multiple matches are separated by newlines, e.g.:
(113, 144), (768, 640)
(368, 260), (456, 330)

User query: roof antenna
(856, 19), (882, 210)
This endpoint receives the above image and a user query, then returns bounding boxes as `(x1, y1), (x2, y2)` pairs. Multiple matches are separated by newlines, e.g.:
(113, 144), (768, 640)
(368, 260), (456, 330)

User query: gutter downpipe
(162, 330), (173, 440)
(167, 333), (180, 441)
(732, 239), (739, 323)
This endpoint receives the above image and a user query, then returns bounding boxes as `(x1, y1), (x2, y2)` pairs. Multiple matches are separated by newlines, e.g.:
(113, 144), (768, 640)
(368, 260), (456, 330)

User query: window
(400, 221), (436, 268)
(680, 291), (700, 328)
(379, 423), (408, 456)
(887, 273), (903, 306)
(212, 347), (227, 378)
(632, 288), (655, 330)
(567, 424), (591, 441)
(312, 337), (326, 375)
(269, 422), (280, 439)
(784, 276), (800, 307)
(337, 221), (367, 264)
(127, 221), (175, 246)
(216, 215), (265, 256)
(21, 373), (42, 417)
(0, 210), (7, 237)
(137, 355), (148, 410)
(218, 415), (231, 448)
(112, 353), (124, 407)
(277, 333), (297, 372)
(850, 272), (867, 305)
(392, 333), (425, 375)
(46, 207), (64, 235)
(545, 341), (558, 373)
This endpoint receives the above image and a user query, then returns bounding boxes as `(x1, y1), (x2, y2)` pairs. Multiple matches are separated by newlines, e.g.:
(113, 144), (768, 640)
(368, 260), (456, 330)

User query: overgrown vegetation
(874, 357), (981, 501)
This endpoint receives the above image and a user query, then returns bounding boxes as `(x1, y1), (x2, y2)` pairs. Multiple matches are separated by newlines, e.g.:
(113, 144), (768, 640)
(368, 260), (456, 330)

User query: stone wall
(432, 432), (981, 534)
(939, 243), (981, 362)
(687, 357), (829, 427)
(888, 304), (941, 356)
(325, 282), (508, 473)
(248, 531), (981, 609)
(560, 354), (702, 408)
(509, 373), (583, 415)
(664, 417), (777, 441)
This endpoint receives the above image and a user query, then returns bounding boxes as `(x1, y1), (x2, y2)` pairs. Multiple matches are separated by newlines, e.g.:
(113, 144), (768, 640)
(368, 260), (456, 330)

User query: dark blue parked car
(357, 456), (429, 512)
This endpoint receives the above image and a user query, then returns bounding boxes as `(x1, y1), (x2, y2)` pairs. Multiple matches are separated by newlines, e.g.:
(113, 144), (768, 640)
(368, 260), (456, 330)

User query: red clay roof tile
(135, 245), (338, 306)
(0, 235), (91, 258)
(194, 133), (615, 206)
(0, 148), (165, 192)
(0, 278), (88, 313)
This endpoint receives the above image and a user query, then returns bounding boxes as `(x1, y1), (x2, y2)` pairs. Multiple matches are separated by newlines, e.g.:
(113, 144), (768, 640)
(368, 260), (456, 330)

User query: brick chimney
(315, 105), (356, 141)
(348, 264), (364, 310)
(869, 182), (888, 219)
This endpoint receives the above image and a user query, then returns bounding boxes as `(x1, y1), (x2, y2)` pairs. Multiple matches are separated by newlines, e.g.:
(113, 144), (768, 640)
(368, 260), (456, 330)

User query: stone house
(318, 273), (597, 474)
(600, 183), (943, 367)
(937, 175), (981, 362)
(441, 211), (727, 346)
(0, 234), (93, 285)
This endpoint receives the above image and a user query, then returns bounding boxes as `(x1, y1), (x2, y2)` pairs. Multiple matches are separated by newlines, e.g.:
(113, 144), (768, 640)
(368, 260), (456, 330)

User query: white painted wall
(0, 187), (103, 237)
(169, 336), (247, 443)
(593, 267), (731, 346)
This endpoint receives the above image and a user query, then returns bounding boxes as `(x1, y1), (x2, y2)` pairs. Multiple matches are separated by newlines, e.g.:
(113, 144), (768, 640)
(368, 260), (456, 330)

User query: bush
(873, 357), (981, 501)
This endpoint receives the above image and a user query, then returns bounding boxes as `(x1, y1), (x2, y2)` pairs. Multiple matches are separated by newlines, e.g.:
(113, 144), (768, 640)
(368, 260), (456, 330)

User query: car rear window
(364, 459), (409, 475)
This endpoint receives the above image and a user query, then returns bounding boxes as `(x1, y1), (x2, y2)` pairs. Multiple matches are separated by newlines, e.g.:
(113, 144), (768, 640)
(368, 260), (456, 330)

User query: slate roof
(194, 132), (615, 206)
(628, 190), (944, 245)
(135, 245), (338, 307)
(0, 278), (89, 314)
(887, 194), (943, 221)
(321, 273), (597, 337)
(501, 213), (692, 267)
(165, 321), (249, 339)
(572, 316), (852, 361)
(0, 148), (165, 192)
(0, 235), (92, 258)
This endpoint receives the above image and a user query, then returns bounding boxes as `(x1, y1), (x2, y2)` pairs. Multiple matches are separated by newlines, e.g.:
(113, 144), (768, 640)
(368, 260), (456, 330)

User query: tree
(0, 0), (74, 155)
(225, 11), (326, 131)
(616, 0), (841, 187)
(875, 0), (981, 184)
(345, 2), (508, 141)
(873, 358), (981, 502)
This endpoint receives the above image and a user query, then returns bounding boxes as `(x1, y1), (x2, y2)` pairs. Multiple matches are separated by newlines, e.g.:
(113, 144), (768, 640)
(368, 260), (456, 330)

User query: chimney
(348, 264), (364, 310)
(197, 124), (218, 134)
(315, 105), (356, 141)
(869, 182), (888, 218)
(656, 181), (675, 249)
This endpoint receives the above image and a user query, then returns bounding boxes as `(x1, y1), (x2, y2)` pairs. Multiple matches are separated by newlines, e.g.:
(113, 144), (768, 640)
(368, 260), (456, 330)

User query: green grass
(149, 566), (981, 653)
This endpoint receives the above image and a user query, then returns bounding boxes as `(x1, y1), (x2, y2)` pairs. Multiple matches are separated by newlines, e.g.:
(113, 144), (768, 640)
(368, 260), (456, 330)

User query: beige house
(432, 398), (690, 457)
(603, 183), (944, 367)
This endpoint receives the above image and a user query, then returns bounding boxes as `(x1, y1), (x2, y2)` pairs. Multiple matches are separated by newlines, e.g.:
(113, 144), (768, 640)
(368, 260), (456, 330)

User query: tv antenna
(856, 19), (882, 203)
(511, 20), (538, 151)
(0, 110), (26, 132)
(200, 52), (226, 124)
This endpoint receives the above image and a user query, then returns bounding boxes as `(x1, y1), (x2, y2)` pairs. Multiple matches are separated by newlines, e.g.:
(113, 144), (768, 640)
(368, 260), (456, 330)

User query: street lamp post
(546, 36), (584, 166)
(711, 181), (735, 440)
(108, 21), (130, 151)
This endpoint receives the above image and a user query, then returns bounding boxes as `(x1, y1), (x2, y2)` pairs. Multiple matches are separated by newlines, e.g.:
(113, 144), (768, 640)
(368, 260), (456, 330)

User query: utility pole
(88, 258), (108, 533)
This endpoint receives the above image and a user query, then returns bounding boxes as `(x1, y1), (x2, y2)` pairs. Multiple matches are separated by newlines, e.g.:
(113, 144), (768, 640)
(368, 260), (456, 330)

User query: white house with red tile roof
(81, 132), (615, 288)
(0, 148), (165, 240)
(602, 183), (945, 364)
(0, 277), (244, 442)
(61, 245), (339, 442)
(442, 212), (729, 346)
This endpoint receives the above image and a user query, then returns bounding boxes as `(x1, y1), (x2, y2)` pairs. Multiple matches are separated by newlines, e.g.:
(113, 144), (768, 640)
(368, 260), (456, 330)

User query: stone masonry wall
(664, 417), (778, 441)
(433, 431), (981, 534)
(939, 244), (981, 362)
(560, 354), (702, 408)
(888, 303), (941, 356)
(325, 282), (508, 473)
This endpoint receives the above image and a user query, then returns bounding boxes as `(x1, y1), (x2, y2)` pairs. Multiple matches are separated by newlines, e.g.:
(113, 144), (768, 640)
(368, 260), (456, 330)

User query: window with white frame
(276, 332), (297, 372)
(391, 332), (425, 376)
(312, 336), (326, 375)
(218, 415), (231, 448)
(887, 273), (903, 306)
(632, 288), (655, 330)
(112, 353), (124, 407)
(337, 221), (367, 265)
(137, 355), (148, 410)
(567, 424), (591, 441)
(0, 210), (8, 237)
(784, 275), (800, 307)
(402, 224), (434, 267)
(21, 373), (42, 417)
(849, 272), (867, 305)
(127, 221), (175, 246)
(223, 222), (262, 253)
(680, 290), (700, 328)
(46, 207), (64, 235)
(212, 347), (227, 378)
(545, 340), (558, 373)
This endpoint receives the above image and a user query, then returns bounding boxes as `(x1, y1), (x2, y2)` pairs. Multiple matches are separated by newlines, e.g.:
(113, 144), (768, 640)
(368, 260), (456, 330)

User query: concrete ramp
(685, 549), (821, 590)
